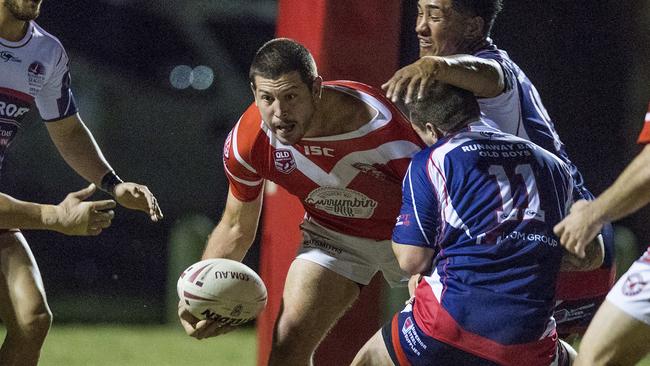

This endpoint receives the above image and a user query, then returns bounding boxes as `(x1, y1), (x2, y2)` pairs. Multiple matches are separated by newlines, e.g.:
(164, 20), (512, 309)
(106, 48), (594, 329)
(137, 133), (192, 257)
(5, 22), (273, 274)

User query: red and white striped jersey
(223, 81), (424, 240)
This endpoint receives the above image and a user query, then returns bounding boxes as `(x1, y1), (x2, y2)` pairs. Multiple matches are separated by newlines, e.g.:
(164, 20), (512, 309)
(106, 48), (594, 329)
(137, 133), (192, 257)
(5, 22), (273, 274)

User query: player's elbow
(392, 242), (434, 275)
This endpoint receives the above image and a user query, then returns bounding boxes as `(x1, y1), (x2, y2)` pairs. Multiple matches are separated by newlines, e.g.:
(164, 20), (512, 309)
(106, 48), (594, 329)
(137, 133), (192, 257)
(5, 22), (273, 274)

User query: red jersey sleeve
(637, 102), (650, 144)
(223, 105), (264, 201)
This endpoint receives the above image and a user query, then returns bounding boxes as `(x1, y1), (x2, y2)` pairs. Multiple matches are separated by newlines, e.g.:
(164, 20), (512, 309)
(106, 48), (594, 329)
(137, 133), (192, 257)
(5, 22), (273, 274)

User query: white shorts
(296, 218), (408, 287)
(606, 258), (650, 325)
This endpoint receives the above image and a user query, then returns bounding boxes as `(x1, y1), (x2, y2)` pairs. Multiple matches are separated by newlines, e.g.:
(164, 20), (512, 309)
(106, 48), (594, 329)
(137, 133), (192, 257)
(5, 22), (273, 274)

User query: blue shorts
(381, 305), (570, 366)
(381, 306), (499, 366)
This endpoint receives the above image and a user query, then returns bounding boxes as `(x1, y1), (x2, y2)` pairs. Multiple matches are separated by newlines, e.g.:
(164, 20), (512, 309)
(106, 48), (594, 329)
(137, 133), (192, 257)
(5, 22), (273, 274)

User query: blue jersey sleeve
(474, 48), (516, 94)
(392, 150), (440, 248)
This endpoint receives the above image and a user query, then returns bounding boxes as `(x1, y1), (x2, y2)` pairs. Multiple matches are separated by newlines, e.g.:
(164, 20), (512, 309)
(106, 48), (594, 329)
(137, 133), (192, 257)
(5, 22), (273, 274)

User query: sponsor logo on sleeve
(396, 213), (411, 227)
(274, 149), (296, 174)
(0, 51), (21, 63)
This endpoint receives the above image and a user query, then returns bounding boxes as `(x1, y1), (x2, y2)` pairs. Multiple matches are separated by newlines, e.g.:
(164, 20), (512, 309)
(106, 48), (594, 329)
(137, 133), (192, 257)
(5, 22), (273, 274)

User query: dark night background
(1, 1), (648, 322)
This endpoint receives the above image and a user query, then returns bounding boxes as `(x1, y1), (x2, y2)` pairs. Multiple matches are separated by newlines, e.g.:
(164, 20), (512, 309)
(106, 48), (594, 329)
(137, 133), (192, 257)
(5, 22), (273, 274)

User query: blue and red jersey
(393, 121), (573, 365)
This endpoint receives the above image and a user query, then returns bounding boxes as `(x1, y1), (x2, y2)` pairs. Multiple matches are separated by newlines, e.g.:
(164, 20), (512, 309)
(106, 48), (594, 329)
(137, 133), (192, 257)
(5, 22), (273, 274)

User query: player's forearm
(0, 193), (61, 231)
(590, 145), (650, 223)
(47, 115), (114, 185)
(202, 222), (256, 261)
(202, 190), (263, 261)
(431, 55), (504, 98)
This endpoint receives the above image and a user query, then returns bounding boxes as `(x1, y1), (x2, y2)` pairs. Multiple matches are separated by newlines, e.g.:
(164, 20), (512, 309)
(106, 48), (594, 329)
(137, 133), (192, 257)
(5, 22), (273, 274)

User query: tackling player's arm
(0, 185), (115, 235)
(555, 145), (650, 257)
(46, 113), (162, 221)
(383, 55), (504, 104)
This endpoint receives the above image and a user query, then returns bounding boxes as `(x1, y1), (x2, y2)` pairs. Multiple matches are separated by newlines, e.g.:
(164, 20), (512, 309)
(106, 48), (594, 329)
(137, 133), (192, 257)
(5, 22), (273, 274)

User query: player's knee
(269, 321), (313, 364)
(15, 308), (52, 342)
(272, 315), (304, 347)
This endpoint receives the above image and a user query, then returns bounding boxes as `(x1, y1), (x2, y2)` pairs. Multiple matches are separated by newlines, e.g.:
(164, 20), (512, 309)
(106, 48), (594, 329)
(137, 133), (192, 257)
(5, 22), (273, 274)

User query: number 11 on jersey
(489, 164), (546, 223)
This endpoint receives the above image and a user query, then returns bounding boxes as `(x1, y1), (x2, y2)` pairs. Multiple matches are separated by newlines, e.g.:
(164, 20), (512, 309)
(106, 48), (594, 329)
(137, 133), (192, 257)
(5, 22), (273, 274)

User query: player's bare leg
(268, 258), (361, 366)
(0, 232), (52, 366)
(350, 329), (394, 366)
(574, 300), (650, 366)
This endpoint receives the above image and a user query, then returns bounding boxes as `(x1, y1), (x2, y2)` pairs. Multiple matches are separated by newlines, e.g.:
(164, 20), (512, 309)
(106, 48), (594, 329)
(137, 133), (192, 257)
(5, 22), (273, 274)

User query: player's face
(252, 71), (321, 146)
(3, 0), (42, 21)
(416, 0), (472, 57)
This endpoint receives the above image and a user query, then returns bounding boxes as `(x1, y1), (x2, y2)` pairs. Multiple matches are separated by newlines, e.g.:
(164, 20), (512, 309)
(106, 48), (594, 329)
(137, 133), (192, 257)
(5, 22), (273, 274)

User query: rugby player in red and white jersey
(0, 1), (162, 364)
(555, 103), (650, 365)
(382, 0), (616, 338)
(177, 38), (425, 365)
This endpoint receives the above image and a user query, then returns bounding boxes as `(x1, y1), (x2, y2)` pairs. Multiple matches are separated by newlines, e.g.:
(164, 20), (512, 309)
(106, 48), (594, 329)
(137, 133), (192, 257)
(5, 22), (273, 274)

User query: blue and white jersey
(393, 121), (573, 364)
(0, 21), (77, 167)
(475, 40), (589, 201)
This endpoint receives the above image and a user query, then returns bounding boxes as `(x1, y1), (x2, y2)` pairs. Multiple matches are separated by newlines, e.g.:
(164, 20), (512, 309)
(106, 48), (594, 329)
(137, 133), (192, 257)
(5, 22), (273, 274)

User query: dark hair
(452, 0), (503, 36)
(249, 38), (318, 89)
(407, 82), (480, 133)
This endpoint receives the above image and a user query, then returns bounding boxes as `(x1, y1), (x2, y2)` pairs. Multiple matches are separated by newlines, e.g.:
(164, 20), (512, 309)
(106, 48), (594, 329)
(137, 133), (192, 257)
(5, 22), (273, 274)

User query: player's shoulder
(324, 80), (404, 115)
(30, 21), (67, 54)
(325, 80), (418, 137)
(229, 103), (267, 153)
(474, 40), (511, 64)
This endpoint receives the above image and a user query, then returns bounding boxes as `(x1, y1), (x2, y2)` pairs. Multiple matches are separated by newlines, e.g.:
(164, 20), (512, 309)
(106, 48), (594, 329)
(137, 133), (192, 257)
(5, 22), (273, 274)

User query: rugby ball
(177, 258), (267, 326)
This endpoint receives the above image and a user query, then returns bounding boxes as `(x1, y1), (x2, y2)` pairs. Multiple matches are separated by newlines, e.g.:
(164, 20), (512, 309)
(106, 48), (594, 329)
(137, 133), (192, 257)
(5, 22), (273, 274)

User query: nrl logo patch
(274, 149), (296, 174)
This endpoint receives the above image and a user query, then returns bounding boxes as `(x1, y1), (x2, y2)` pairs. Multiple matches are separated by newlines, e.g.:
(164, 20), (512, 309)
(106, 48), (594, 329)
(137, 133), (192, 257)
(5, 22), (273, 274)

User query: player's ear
(425, 123), (442, 141)
(311, 76), (323, 99)
(464, 16), (484, 40)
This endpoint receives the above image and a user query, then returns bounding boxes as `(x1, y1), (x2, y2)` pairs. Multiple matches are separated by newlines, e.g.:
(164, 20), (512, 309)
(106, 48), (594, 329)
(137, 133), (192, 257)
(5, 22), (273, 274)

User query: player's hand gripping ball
(177, 258), (267, 327)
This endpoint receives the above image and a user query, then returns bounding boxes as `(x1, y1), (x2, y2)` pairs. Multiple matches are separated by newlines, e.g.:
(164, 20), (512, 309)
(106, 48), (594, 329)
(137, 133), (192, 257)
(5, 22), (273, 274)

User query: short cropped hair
(452, 0), (503, 36)
(408, 82), (480, 133)
(249, 38), (318, 89)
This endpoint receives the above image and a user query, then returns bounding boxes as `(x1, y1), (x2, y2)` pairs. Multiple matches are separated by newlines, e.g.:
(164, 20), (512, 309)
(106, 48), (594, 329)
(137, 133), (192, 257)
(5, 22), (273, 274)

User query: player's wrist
(99, 170), (124, 196)
(40, 204), (63, 231)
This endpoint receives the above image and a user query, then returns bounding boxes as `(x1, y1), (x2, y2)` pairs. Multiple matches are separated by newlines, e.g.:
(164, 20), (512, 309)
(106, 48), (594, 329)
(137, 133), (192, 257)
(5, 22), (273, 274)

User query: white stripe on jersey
(231, 119), (258, 174)
(224, 163), (263, 187)
(424, 267), (444, 302)
(427, 133), (472, 239)
(302, 84), (393, 141)
(262, 123), (421, 188)
(645, 112), (650, 122)
(407, 163), (432, 246)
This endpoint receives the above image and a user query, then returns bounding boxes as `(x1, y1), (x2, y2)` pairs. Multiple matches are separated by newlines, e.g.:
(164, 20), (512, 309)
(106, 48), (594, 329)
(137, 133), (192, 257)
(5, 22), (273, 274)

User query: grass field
(2, 324), (650, 365)
(0, 324), (257, 366)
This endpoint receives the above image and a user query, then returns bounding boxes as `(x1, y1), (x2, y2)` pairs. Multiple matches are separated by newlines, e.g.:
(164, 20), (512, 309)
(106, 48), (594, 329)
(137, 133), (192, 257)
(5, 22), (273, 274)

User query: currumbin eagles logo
(274, 149), (296, 174)
(305, 187), (377, 219)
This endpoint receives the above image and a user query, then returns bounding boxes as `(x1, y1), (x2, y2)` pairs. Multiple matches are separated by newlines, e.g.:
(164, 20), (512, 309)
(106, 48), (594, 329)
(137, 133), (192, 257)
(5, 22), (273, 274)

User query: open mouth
(276, 123), (295, 133)
(419, 39), (433, 48)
